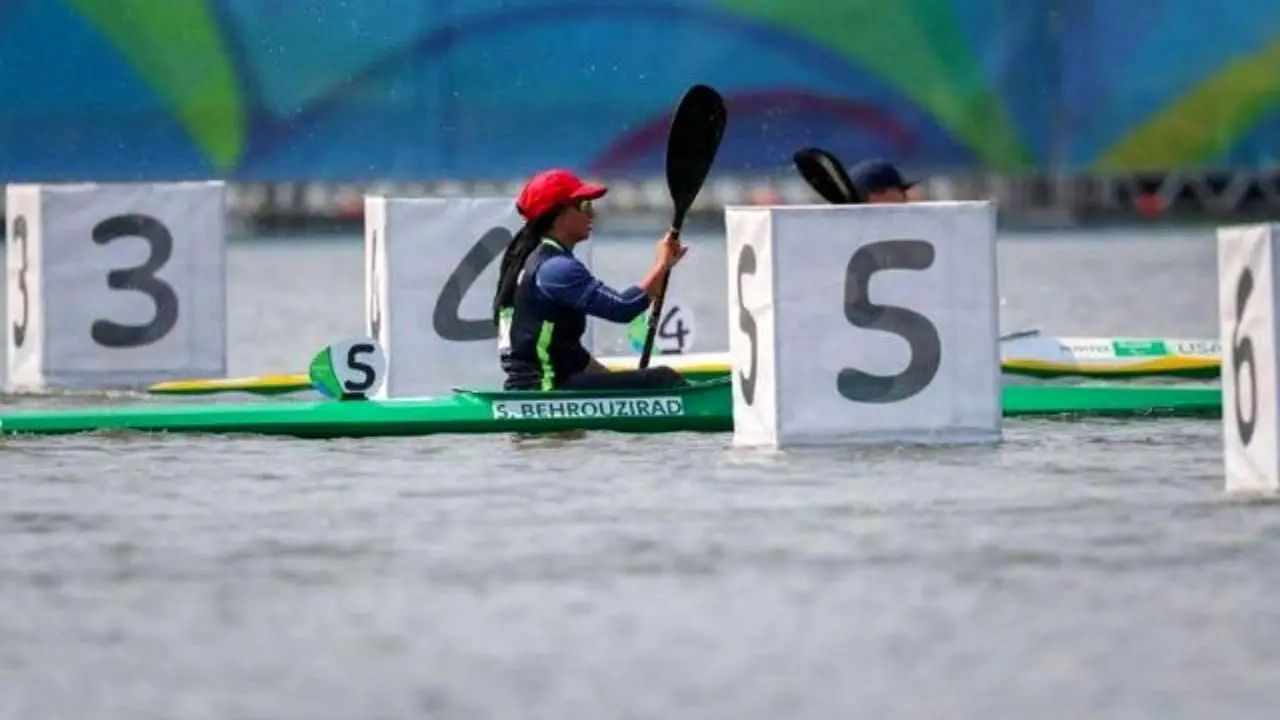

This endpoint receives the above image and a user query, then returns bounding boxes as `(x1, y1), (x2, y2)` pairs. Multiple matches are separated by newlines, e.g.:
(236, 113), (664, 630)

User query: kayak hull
(144, 357), (732, 396)
(0, 379), (1223, 439)
(145, 339), (1223, 397)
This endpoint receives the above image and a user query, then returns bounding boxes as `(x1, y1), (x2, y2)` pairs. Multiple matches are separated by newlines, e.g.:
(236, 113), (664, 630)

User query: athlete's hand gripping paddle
(637, 84), (728, 369)
(793, 147), (860, 204)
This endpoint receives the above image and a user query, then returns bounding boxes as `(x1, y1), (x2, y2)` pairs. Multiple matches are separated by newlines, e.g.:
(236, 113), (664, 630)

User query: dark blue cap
(848, 158), (917, 197)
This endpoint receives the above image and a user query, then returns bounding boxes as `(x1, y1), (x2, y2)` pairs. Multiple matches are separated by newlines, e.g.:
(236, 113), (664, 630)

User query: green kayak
(0, 378), (1223, 440)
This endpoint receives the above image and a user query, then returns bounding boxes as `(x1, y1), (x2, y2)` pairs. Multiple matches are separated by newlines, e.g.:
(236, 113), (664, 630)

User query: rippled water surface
(4, 227), (1279, 720)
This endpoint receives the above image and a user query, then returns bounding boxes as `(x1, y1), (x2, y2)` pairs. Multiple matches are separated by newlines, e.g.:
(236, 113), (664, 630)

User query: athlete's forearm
(636, 261), (669, 299)
(578, 282), (651, 323)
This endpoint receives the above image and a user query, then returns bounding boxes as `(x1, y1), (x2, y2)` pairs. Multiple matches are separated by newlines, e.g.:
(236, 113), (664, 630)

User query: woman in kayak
(492, 168), (688, 391)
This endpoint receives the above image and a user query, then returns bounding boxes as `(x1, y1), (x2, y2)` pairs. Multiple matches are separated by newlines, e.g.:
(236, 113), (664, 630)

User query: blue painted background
(0, 0), (1277, 182)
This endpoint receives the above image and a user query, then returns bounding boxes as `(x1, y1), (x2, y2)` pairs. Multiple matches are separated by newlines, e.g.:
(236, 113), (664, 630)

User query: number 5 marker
(309, 338), (387, 400)
(726, 201), (1002, 448)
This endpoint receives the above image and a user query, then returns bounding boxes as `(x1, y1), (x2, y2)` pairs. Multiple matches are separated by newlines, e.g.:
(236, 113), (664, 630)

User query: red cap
(515, 169), (608, 220)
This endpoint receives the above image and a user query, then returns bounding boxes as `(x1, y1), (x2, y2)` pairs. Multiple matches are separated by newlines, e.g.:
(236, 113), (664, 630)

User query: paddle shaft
(638, 230), (680, 368)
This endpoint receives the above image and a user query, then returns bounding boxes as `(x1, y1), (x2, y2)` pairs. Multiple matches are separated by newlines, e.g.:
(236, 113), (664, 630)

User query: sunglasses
(571, 198), (595, 214)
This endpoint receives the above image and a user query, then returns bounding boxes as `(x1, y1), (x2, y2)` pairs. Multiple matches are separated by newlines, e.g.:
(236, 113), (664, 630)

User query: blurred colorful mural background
(1, 0), (1278, 182)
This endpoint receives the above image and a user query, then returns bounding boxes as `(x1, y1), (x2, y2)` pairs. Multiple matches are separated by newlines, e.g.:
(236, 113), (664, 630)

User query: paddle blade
(308, 338), (387, 401)
(642, 84), (726, 370)
(999, 328), (1042, 342)
(793, 147), (859, 204)
(665, 84), (728, 230)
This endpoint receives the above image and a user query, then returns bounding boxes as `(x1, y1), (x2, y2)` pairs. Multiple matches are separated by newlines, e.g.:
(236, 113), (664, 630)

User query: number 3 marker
(6, 182), (226, 392)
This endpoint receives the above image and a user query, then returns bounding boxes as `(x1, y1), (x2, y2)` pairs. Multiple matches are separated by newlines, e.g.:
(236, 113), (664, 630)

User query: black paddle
(638, 84), (728, 369)
(793, 147), (859, 204)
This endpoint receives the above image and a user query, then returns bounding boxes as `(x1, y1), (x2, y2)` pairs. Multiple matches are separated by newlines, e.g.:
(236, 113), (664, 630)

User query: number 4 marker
(364, 196), (595, 398)
(627, 301), (697, 356)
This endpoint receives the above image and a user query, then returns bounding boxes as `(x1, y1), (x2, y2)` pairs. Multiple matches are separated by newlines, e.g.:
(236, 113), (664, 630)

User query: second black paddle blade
(793, 147), (859, 204)
(666, 84), (728, 229)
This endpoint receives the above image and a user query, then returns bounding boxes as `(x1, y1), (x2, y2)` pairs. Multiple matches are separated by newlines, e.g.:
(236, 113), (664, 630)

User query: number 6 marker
(1218, 223), (1280, 494)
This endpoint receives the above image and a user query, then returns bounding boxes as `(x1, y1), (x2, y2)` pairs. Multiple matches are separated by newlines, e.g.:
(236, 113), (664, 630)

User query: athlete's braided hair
(492, 210), (558, 325)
